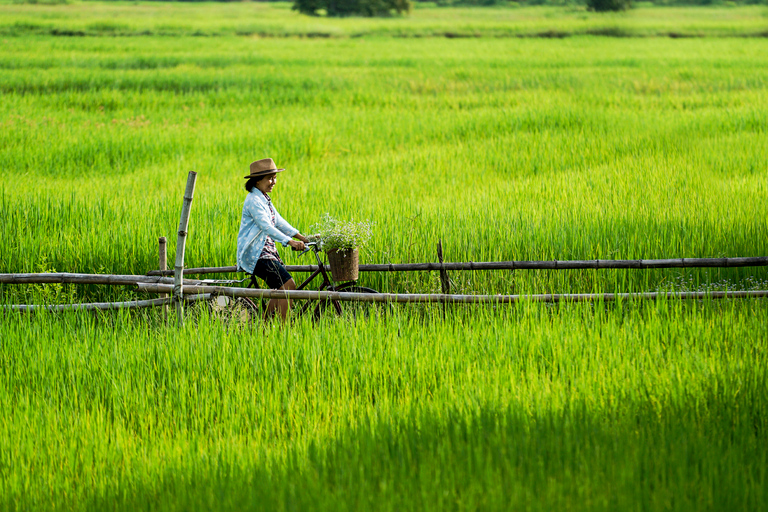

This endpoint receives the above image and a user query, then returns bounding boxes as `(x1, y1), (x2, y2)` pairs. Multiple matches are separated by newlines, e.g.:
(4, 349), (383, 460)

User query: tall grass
(1, 300), (766, 510)
(1, 36), (766, 300)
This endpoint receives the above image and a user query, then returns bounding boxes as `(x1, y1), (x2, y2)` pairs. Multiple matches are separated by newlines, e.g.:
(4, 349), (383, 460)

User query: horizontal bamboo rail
(144, 256), (768, 277)
(137, 282), (768, 305)
(0, 273), (206, 286)
(2, 294), (212, 313)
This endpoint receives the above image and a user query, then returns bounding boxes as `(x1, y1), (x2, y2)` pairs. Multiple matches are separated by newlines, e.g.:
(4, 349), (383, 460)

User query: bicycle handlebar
(298, 242), (319, 256)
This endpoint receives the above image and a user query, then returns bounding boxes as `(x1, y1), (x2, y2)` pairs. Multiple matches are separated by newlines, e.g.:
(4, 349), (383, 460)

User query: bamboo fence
(3, 255), (767, 311)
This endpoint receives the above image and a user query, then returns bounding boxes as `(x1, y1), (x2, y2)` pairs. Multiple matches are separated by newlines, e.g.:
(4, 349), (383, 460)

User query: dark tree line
(94, 0), (767, 14)
(292, 0), (411, 16)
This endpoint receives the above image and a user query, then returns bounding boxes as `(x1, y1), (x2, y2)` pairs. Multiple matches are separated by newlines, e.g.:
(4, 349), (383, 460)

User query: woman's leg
(265, 278), (296, 322)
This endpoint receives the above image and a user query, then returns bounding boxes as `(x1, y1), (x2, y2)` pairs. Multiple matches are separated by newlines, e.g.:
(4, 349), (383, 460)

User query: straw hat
(244, 158), (285, 179)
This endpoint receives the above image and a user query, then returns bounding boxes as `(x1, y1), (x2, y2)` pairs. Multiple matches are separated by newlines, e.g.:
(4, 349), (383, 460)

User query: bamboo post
(437, 239), (450, 318)
(437, 239), (450, 294)
(159, 236), (168, 321)
(174, 172), (198, 325)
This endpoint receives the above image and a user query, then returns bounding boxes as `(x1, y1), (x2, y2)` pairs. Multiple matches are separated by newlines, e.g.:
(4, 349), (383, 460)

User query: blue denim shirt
(236, 190), (298, 274)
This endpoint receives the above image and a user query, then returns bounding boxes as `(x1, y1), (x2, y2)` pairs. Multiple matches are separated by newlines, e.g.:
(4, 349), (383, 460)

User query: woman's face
(255, 173), (277, 194)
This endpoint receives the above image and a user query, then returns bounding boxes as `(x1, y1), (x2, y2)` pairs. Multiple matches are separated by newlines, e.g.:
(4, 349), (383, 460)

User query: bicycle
(240, 242), (383, 321)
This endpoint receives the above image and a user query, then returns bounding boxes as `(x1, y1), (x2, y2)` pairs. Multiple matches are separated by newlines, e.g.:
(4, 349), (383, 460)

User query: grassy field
(2, 33), (767, 298)
(1, 3), (767, 510)
(3, 301), (768, 511)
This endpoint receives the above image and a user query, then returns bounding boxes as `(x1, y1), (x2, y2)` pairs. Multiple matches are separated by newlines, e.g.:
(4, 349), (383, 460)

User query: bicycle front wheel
(315, 285), (389, 320)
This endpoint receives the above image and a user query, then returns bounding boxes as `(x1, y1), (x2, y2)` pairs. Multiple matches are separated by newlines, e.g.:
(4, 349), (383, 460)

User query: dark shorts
(252, 258), (293, 290)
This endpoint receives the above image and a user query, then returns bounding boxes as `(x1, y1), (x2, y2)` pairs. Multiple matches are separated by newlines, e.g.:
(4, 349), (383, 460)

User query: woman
(237, 158), (309, 321)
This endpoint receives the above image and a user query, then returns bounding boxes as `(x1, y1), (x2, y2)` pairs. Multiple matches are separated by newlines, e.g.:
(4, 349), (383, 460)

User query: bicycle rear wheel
(240, 274), (267, 320)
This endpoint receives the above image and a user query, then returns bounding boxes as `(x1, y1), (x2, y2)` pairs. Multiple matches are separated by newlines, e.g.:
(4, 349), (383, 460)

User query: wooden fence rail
(2, 294), (212, 313)
(137, 282), (768, 305)
(145, 256), (768, 277)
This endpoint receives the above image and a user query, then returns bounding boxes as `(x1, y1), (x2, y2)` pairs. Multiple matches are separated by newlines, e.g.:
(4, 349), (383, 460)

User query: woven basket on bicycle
(327, 248), (359, 282)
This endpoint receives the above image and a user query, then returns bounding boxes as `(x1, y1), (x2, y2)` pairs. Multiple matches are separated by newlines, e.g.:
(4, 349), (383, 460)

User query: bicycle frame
(295, 245), (352, 292)
(293, 245), (356, 317)
(247, 243), (358, 319)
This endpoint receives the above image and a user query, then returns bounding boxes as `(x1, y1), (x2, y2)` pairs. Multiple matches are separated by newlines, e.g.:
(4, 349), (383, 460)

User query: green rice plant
(311, 213), (373, 251)
(0, 299), (766, 510)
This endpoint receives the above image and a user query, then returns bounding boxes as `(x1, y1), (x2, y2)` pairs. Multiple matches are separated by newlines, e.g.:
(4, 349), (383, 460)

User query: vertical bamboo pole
(159, 236), (167, 321)
(174, 172), (198, 325)
(437, 239), (450, 319)
(437, 239), (450, 294)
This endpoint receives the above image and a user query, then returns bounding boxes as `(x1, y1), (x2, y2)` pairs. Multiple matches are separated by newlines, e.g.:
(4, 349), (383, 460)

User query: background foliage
(292, 0), (412, 17)
(16, 0), (767, 6)
(586, 0), (631, 12)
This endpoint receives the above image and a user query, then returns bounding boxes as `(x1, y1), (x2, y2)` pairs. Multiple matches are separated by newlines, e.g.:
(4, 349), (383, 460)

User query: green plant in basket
(311, 213), (373, 253)
(311, 214), (373, 282)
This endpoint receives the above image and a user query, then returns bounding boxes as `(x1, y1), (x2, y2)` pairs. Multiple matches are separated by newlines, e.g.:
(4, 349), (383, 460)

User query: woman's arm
(245, 197), (293, 247)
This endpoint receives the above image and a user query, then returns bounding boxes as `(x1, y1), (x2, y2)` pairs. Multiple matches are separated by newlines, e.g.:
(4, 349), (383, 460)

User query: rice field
(1, 2), (767, 510)
(3, 301), (768, 511)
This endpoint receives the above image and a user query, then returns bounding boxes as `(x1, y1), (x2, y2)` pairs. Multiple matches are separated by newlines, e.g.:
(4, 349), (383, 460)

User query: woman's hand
(295, 233), (310, 244)
(288, 239), (305, 251)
